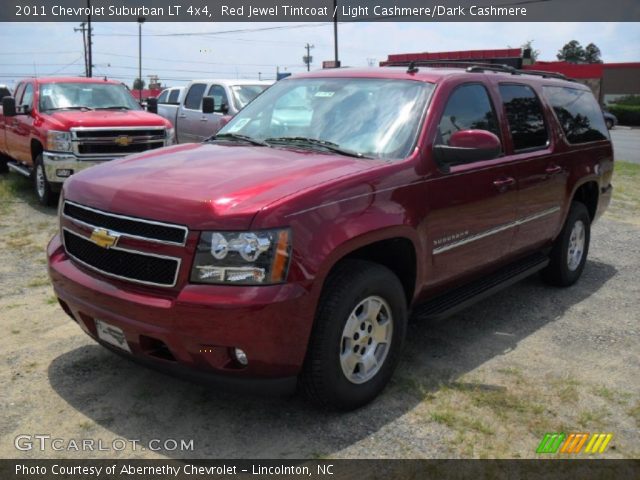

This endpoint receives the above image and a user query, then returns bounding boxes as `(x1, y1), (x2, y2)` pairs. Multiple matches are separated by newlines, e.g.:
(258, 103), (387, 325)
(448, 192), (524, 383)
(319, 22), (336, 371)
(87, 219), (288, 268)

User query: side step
(413, 252), (549, 321)
(7, 161), (32, 178)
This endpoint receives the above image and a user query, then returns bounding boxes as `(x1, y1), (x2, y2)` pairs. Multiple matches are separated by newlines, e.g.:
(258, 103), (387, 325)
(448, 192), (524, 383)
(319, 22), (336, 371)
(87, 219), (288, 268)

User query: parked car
(155, 86), (185, 129)
(48, 65), (613, 410)
(151, 79), (272, 143)
(603, 110), (617, 129)
(0, 84), (11, 100)
(0, 77), (174, 205)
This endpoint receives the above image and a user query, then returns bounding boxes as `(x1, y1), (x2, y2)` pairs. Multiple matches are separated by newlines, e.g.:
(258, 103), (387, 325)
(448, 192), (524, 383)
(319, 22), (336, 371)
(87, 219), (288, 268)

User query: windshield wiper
(210, 132), (270, 147)
(95, 106), (132, 110)
(264, 136), (367, 158)
(44, 106), (94, 112)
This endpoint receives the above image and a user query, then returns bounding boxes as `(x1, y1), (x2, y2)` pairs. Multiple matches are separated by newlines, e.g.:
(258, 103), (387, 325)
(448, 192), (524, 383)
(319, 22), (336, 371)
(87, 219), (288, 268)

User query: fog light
(233, 348), (248, 366)
(56, 169), (73, 178)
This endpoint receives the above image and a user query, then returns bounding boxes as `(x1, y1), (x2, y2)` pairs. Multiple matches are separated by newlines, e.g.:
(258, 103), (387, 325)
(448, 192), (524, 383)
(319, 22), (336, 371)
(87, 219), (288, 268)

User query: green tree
(133, 78), (145, 90)
(521, 40), (540, 62)
(557, 40), (585, 63)
(584, 43), (603, 63)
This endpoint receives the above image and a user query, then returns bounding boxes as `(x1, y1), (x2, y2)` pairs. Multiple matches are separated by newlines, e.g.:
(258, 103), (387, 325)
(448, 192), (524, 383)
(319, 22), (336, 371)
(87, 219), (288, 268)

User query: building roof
(523, 61), (640, 79)
(382, 48), (522, 65)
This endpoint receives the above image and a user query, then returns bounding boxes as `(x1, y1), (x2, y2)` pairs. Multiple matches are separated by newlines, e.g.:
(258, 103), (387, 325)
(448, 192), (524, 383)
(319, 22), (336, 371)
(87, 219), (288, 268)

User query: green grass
(0, 173), (32, 213)
(609, 161), (640, 222)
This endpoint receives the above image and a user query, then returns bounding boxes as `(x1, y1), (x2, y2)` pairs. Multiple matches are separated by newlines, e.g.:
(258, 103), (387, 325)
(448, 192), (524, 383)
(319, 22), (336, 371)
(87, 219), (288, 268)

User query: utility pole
(74, 22), (88, 77)
(137, 16), (146, 103)
(304, 43), (314, 72)
(87, 0), (93, 77)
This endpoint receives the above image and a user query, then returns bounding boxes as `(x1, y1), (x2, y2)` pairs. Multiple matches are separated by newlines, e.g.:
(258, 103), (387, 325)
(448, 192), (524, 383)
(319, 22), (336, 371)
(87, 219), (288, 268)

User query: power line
(92, 22), (333, 37)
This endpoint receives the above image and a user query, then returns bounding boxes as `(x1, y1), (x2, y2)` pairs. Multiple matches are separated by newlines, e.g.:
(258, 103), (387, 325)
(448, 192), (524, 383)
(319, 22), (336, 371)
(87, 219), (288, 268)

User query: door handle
(545, 164), (562, 175)
(200, 117), (208, 122)
(493, 177), (515, 192)
(178, 114), (187, 119)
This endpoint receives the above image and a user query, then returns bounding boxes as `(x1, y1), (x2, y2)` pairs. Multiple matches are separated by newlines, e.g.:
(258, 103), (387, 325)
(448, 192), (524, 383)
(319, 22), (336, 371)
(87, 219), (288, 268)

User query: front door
(426, 83), (518, 288)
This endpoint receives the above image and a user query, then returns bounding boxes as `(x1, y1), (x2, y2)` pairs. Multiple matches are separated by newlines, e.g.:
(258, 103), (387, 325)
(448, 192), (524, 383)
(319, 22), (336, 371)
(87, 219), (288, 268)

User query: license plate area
(95, 319), (131, 353)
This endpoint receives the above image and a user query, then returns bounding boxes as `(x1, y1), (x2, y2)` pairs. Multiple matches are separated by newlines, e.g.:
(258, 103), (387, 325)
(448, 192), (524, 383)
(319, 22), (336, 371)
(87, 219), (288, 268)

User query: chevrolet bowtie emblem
(89, 228), (119, 249)
(114, 135), (132, 147)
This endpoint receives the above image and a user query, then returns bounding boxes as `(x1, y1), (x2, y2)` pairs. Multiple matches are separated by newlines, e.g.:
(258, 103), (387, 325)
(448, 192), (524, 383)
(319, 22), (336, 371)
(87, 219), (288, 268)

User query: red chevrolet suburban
(0, 77), (173, 205)
(47, 65), (613, 410)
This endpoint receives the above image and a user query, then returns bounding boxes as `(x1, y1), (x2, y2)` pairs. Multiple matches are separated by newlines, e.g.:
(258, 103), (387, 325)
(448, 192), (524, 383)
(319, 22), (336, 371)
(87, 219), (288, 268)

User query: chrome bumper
(42, 152), (117, 184)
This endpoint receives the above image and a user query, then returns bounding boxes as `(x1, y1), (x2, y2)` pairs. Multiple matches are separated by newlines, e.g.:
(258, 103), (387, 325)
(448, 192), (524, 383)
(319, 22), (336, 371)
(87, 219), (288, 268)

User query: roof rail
(384, 60), (576, 82)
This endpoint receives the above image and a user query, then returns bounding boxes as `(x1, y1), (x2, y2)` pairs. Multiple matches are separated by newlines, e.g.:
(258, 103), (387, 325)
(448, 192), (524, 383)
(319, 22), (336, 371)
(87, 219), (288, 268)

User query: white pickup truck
(151, 79), (272, 144)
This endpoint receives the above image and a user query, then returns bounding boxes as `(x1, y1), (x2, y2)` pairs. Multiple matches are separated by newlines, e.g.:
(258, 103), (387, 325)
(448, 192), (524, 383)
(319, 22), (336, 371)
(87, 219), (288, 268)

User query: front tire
(33, 154), (57, 206)
(301, 260), (407, 410)
(605, 119), (614, 130)
(541, 202), (591, 287)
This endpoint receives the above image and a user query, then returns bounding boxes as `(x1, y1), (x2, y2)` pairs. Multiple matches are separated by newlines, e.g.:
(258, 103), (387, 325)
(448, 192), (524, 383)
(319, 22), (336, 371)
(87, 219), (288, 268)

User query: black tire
(606, 119), (614, 130)
(541, 202), (591, 287)
(301, 259), (407, 410)
(33, 154), (58, 206)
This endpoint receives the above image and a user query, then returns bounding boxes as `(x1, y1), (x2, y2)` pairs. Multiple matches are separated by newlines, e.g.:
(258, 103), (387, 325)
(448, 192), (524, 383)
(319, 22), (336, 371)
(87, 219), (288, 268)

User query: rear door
(426, 82), (518, 287)
(176, 82), (207, 144)
(496, 82), (565, 255)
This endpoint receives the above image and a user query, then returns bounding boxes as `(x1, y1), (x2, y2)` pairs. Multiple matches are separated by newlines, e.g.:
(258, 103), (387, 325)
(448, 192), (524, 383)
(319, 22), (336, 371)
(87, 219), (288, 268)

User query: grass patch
(609, 161), (640, 222)
(27, 277), (50, 288)
(46, 296), (58, 305)
(577, 409), (610, 428)
(430, 409), (494, 435)
(628, 402), (640, 427)
(0, 174), (32, 213)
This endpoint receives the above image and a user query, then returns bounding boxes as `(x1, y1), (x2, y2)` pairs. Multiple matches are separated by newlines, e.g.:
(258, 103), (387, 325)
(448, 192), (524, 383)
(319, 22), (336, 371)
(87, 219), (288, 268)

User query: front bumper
(43, 151), (115, 184)
(47, 234), (316, 390)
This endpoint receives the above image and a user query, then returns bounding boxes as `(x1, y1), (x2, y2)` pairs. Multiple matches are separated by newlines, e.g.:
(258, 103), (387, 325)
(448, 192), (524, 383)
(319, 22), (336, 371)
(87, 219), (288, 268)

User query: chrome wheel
(36, 163), (46, 199)
(567, 219), (585, 271)
(340, 295), (393, 384)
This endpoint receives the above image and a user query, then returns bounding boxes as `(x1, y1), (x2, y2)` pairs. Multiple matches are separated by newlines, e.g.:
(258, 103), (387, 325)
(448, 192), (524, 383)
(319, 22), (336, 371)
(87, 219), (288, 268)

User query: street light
(137, 16), (145, 104)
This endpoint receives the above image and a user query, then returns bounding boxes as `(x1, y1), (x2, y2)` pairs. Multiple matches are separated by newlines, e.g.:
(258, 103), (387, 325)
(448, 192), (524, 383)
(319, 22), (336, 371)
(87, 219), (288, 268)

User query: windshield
(230, 84), (269, 110)
(218, 78), (433, 160)
(38, 82), (141, 111)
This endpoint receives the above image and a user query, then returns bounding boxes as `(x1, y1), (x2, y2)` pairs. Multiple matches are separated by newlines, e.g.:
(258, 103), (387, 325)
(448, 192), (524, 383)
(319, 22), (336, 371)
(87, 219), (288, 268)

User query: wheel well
(31, 139), (43, 162)
(337, 237), (417, 304)
(573, 181), (598, 221)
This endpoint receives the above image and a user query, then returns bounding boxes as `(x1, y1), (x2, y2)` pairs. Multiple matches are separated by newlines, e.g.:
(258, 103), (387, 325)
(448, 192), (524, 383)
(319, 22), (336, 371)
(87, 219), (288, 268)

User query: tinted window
(157, 90), (169, 104)
(207, 85), (228, 110)
(436, 84), (500, 147)
(499, 84), (548, 151)
(13, 83), (25, 105)
(168, 89), (181, 104)
(543, 86), (609, 143)
(21, 83), (34, 108)
(184, 83), (206, 110)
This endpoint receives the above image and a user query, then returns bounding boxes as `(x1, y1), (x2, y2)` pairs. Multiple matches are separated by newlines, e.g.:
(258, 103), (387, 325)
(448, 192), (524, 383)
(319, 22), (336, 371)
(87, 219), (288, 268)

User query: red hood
(64, 143), (375, 230)
(43, 109), (170, 129)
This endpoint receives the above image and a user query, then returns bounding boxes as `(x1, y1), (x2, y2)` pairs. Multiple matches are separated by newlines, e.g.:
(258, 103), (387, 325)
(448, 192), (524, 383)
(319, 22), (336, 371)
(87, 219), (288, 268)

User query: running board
(7, 161), (32, 177)
(413, 253), (549, 321)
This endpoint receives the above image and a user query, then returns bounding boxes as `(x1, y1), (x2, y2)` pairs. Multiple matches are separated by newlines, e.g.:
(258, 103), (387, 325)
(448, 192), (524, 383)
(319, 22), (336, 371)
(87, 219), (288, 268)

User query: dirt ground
(1, 166), (638, 460)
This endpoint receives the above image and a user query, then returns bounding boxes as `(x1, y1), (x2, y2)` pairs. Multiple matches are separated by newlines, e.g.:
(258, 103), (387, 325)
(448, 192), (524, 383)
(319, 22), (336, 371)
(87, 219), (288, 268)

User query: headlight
(191, 229), (291, 285)
(46, 131), (72, 152)
(165, 128), (176, 145)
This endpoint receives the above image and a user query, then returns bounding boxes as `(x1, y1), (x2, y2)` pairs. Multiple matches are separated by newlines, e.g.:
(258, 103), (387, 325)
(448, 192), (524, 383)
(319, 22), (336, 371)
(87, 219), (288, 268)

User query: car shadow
(47, 259), (617, 459)
(1, 172), (58, 217)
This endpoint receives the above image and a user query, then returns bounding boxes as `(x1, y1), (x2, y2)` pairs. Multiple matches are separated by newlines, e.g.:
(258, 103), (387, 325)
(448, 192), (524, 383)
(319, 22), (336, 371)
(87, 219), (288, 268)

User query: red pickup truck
(48, 65), (613, 410)
(0, 77), (173, 205)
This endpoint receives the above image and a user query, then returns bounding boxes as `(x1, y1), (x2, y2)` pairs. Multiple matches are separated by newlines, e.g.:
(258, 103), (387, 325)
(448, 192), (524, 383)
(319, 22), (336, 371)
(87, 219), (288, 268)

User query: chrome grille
(71, 127), (166, 158)
(64, 201), (188, 245)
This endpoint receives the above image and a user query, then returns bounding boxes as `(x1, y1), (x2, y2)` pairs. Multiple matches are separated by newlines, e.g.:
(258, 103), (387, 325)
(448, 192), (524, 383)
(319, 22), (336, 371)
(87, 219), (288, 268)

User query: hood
(65, 143), (375, 230)
(43, 109), (170, 130)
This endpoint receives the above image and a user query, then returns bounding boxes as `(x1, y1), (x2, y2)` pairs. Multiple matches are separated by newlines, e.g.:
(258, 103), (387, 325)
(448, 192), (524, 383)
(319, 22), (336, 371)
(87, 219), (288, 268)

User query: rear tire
(33, 154), (57, 206)
(541, 202), (591, 287)
(301, 259), (407, 410)
(605, 119), (614, 130)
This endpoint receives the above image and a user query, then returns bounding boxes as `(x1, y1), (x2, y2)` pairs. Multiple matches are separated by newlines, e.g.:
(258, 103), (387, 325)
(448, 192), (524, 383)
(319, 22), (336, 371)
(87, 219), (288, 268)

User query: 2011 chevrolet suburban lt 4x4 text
(47, 65), (613, 410)
(0, 77), (173, 206)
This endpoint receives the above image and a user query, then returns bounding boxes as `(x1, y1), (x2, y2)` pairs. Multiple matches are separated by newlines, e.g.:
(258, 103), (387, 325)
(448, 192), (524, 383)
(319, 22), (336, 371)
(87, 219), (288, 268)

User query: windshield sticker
(227, 118), (250, 132)
(315, 91), (335, 98)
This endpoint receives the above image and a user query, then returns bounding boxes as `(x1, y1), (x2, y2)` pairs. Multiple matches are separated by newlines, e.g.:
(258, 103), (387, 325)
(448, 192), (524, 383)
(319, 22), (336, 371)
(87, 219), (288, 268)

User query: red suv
(48, 65), (613, 410)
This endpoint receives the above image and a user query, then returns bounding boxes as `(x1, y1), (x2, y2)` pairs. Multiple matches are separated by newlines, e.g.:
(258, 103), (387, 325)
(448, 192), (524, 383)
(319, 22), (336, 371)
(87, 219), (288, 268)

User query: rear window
(168, 89), (181, 104)
(543, 86), (609, 144)
(499, 84), (548, 151)
(157, 90), (169, 104)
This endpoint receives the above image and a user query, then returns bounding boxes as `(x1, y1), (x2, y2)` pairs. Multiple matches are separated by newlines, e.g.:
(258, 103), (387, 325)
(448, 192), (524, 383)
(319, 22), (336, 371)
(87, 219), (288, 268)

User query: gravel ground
(0, 174), (638, 459)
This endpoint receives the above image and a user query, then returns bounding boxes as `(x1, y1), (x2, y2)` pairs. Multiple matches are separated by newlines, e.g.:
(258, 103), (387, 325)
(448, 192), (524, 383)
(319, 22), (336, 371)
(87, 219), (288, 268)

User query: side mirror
(2, 96), (16, 117)
(433, 129), (501, 170)
(202, 96), (215, 114)
(146, 97), (158, 114)
(218, 102), (229, 115)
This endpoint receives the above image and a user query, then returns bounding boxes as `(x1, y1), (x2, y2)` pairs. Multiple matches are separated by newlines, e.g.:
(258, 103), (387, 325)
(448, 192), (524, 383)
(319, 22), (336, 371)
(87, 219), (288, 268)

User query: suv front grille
(64, 201), (188, 245)
(63, 229), (180, 287)
(71, 127), (166, 158)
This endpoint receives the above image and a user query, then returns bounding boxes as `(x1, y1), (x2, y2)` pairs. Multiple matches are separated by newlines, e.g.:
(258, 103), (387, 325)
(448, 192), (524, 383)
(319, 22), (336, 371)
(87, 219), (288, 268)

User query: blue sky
(1, 22), (638, 88)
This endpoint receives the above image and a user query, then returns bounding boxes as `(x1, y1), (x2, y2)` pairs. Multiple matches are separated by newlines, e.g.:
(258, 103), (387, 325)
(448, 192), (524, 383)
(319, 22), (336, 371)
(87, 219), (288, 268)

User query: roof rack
(385, 59), (575, 81)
